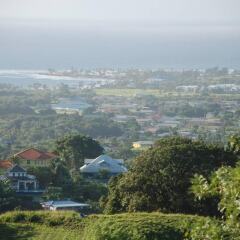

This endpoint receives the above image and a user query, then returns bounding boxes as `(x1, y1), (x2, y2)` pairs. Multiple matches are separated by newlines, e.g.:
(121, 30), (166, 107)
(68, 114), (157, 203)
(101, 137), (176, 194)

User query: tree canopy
(102, 137), (237, 214)
(0, 180), (18, 213)
(55, 134), (103, 170)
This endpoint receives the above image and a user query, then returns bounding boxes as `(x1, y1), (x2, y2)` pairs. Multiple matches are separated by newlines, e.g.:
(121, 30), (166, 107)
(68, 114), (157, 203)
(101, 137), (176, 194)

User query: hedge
(0, 211), (206, 240)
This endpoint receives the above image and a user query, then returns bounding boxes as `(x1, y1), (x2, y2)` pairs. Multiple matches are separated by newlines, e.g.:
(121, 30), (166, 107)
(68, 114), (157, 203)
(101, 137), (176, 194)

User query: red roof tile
(15, 148), (57, 161)
(0, 160), (13, 170)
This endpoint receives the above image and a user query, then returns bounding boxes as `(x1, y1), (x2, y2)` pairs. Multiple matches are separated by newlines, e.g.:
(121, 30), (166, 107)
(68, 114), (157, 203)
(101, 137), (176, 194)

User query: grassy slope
(0, 211), (205, 240)
(0, 211), (86, 240)
(0, 223), (81, 240)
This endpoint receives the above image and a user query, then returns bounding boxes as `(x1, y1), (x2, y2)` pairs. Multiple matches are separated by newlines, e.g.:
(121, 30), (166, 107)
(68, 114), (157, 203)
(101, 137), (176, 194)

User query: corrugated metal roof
(80, 155), (127, 174)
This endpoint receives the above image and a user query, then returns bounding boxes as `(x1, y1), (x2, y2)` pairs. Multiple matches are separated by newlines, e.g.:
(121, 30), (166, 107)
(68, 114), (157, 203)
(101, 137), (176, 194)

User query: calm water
(0, 23), (240, 69)
(0, 70), (104, 88)
(0, 71), (92, 110)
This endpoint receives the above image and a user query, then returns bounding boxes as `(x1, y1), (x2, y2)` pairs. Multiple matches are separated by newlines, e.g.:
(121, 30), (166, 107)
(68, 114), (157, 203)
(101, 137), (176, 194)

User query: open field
(95, 88), (240, 103)
(95, 88), (161, 97)
(95, 88), (200, 98)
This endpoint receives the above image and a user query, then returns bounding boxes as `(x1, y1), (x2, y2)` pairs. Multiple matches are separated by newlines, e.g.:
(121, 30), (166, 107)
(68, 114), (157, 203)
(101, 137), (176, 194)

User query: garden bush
(82, 213), (204, 240)
(0, 211), (208, 240)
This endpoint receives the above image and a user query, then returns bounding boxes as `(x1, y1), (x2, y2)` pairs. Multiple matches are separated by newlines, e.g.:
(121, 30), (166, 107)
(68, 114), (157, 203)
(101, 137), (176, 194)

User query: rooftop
(41, 200), (90, 208)
(8, 164), (26, 173)
(80, 155), (127, 174)
(0, 160), (13, 170)
(14, 148), (57, 161)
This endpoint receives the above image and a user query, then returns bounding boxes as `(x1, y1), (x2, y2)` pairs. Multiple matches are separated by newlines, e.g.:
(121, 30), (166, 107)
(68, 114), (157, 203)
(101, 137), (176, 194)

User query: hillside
(0, 210), (205, 240)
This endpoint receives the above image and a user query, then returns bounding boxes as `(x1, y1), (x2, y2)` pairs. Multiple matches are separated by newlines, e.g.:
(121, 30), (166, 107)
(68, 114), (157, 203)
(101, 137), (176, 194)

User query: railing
(16, 189), (45, 193)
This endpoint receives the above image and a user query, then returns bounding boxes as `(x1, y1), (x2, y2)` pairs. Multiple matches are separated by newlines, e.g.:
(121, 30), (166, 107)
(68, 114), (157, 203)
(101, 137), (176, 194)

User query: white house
(0, 164), (39, 192)
(80, 155), (127, 176)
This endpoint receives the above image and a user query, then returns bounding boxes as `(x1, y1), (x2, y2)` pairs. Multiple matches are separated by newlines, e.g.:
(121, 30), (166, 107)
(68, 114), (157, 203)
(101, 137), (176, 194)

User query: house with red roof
(12, 148), (58, 168)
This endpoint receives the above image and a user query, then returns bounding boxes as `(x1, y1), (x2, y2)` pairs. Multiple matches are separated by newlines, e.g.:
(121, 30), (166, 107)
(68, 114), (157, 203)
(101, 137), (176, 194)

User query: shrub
(0, 211), (209, 240)
(82, 213), (204, 240)
(11, 212), (26, 222)
(0, 210), (86, 229)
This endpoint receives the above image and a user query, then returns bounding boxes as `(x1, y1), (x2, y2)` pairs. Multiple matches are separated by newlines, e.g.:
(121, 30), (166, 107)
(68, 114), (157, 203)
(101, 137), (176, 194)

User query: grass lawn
(95, 88), (161, 97)
(94, 88), (201, 98)
(0, 210), (207, 240)
(95, 88), (240, 102)
(0, 223), (82, 240)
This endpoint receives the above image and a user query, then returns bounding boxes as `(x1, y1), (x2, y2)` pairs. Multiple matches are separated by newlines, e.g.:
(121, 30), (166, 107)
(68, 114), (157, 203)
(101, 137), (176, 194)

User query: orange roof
(0, 160), (13, 170)
(14, 148), (57, 161)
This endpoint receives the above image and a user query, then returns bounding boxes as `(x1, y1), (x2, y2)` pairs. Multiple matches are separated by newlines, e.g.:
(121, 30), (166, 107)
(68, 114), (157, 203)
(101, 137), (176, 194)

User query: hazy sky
(1, 0), (240, 25)
(0, 0), (240, 69)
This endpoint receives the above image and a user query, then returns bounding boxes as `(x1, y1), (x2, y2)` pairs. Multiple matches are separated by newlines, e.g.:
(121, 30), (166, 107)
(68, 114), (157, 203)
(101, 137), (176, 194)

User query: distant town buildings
(132, 141), (154, 150)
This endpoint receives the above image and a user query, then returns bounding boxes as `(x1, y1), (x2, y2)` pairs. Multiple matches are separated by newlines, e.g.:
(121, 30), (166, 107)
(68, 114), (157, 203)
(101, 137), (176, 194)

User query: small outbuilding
(41, 200), (90, 211)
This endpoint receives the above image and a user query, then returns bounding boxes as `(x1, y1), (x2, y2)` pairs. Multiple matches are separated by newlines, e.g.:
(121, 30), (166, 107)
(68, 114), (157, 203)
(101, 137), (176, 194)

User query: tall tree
(0, 180), (17, 213)
(103, 137), (237, 214)
(55, 134), (103, 170)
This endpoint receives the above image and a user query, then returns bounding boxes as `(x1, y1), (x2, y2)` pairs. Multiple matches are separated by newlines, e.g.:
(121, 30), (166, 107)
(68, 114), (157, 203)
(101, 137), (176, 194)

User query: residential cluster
(0, 148), (127, 211)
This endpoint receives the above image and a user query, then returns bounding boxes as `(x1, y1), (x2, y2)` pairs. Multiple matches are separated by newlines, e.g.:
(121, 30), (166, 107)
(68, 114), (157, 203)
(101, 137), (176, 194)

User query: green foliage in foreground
(0, 211), (87, 229)
(82, 213), (204, 240)
(0, 180), (17, 213)
(0, 211), (206, 240)
(103, 137), (237, 215)
(3, 210), (239, 240)
(189, 165), (240, 240)
(0, 223), (81, 240)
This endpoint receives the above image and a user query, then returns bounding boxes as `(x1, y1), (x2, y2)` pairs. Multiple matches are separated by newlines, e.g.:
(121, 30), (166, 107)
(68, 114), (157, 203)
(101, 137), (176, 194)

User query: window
(27, 160), (30, 164)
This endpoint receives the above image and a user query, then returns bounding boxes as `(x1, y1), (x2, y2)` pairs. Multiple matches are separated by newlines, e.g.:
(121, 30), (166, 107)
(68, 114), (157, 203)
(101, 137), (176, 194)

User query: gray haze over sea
(0, 21), (240, 70)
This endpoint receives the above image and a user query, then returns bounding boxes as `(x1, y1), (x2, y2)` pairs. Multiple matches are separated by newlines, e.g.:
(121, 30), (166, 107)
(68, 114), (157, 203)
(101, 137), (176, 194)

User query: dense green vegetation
(55, 135), (103, 170)
(0, 181), (18, 213)
(0, 211), (206, 240)
(0, 113), (123, 158)
(1, 69), (240, 239)
(0, 211), (86, 240)
(27, 158), (107, 210)
(102, 137), (237, 215)
(0, 88), (125, 159)
(83, 213), (203, 240)
(189, 165), (240, 239)
(0, 135), (108, 213)
(1, 134), (240, 239)
(0, 223), (81, 240)
(3, 209), (238, 240)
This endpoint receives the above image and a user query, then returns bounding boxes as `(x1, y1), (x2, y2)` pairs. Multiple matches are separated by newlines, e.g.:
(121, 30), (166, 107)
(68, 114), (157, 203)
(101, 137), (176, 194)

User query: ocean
(0, 23), (239, 70)
(0, 70), (107, 88)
